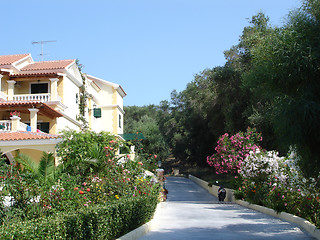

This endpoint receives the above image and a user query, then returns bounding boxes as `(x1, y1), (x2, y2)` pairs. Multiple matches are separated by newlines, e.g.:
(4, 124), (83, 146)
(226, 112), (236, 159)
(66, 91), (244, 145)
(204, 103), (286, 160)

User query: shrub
(235, 148), (320, 228)
(207, 127), (262, 174)
(0, 194), (159, 240)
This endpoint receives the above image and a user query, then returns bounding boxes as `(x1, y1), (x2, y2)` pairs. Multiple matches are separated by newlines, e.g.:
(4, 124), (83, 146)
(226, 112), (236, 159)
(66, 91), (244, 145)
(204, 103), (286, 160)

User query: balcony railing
(0, 121), (12, 131)
(13, 93), (51, 102)
(0, 121), (30, 131)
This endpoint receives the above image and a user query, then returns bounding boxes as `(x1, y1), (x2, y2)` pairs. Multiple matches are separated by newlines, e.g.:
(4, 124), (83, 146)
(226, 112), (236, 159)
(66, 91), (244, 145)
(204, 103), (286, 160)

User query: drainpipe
(28, 108), (39, 132)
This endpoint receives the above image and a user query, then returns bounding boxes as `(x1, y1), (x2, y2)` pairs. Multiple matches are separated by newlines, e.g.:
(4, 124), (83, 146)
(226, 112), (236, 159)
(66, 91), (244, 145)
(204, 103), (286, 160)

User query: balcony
(13, 93), (51, 102)
(0, 120), (29, 131)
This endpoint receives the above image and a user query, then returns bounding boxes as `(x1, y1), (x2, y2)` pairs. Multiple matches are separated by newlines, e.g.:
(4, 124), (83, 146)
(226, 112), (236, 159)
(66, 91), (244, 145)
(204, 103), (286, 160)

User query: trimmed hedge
(0, 194), (158, 240)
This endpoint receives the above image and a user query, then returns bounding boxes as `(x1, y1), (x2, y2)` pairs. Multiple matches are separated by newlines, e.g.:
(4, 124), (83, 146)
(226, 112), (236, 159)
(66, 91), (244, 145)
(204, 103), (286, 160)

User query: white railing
(0, 121), (11, 131)
(13, 93), (51, 102)
(0, 92), (7, 101)
(19, 122), (29, 131)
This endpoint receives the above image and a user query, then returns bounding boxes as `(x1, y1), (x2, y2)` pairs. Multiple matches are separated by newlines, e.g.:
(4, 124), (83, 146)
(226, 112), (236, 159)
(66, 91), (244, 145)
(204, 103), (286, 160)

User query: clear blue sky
(1, 0), (301, 106)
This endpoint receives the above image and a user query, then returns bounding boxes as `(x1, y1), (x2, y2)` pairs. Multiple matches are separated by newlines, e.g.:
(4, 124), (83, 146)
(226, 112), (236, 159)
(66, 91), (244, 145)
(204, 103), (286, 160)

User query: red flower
(86, 188), (90, 192)
(138, 162), (143, 166)
(79, 190), (84, 194)
(74, 187), (79, 191)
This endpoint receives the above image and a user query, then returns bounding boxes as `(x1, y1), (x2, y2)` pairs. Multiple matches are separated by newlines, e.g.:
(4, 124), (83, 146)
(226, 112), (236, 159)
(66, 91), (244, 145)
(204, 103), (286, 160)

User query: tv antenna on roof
(32, 40), (57, 61)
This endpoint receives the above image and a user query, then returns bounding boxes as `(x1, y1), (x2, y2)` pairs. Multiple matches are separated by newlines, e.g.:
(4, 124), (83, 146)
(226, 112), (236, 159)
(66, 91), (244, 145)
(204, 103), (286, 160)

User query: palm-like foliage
(15, 152), (56, 187)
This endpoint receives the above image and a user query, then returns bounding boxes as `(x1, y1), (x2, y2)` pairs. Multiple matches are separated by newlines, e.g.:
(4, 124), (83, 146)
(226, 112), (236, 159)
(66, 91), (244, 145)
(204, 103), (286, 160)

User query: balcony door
(30, 83), (49, 94)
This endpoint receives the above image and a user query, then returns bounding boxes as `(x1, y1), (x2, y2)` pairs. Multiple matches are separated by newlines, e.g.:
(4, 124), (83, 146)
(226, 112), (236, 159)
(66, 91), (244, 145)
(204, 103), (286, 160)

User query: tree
(124, 106), (170, 161)
(242, 0), (320, 177)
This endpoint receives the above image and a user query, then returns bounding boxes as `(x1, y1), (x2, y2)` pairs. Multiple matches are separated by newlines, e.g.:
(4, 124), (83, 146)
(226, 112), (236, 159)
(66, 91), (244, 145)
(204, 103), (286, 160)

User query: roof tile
(21, 60), (75, 71)
(0, 131), (61, 141)
(0, 54), (30, 65)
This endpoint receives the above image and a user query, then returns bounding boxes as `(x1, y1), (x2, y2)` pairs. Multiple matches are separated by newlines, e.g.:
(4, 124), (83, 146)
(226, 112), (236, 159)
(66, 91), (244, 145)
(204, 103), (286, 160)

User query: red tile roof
(0, 101), (63, 118)
(0, 54), (30, 65)
(10, 70), (64, 77)
(21, 60), (75, 71)
(0, 131), (61, 141)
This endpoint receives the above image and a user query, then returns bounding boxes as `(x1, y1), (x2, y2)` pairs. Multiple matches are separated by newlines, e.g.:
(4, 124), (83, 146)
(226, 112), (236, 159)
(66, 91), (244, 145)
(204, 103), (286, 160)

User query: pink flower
(82, 182), (87, 186)
(138, 162), (143, 166)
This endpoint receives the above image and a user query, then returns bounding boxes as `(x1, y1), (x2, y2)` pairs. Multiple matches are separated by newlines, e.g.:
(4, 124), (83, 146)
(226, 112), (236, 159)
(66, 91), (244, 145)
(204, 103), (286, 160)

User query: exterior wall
(90, 80), (125, 135)
(14, 80), (29, 94)
(1, 75), (9, 96)
(56, 75), (80, 131)
(10, 77), (51, 95)
(94, 106), (113, 133)
(56, 113), (81, 133)
(19, 149), (43, 164)
(117, 109), (124, 134)
(57, 77), (63, 100)
(117, 91), (124, 108)
(1, 144), (57, 159)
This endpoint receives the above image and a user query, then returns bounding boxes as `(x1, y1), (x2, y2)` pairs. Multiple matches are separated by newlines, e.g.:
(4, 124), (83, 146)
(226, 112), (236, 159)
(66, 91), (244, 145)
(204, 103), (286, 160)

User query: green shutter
(93, 108), (101, 118)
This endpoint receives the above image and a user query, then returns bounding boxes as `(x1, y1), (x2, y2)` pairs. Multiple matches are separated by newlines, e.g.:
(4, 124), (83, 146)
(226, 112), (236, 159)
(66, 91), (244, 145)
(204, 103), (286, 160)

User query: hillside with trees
(124, 0), (320, 178)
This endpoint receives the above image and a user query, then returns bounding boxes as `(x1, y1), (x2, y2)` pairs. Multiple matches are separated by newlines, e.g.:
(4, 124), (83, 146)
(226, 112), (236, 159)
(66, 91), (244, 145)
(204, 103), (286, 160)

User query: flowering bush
(235, 148), (320, 228)
(0, 130), (161, 237)
(207, 127), (262, 174)
(9, 111), (20, 117)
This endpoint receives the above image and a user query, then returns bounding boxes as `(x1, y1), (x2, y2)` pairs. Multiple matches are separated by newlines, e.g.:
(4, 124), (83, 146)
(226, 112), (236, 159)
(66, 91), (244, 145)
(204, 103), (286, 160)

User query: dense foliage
(0, 130), (160, 239)
(124, 105), (170, 163)
(0, 195), (158, 240)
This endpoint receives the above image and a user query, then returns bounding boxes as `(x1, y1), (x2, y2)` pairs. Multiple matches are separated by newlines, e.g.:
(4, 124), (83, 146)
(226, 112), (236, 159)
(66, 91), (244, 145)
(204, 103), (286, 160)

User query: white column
(7, 80), (16, 101)
(49, 78), (59, 101)
(10, 116), (20, 132)
(28, 108), (39, 132)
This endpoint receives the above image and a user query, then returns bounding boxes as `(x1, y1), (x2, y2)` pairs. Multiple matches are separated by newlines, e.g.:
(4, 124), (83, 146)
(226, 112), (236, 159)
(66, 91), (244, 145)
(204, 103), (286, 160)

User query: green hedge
(0, 194), (158, 240)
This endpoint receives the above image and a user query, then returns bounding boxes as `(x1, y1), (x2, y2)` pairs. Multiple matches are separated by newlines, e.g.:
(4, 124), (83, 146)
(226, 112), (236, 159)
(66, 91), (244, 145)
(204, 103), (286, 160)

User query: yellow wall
(1, 75), (9, 95)
(14, 80), (29, 94)
(57, 76), (63, 102)
(112, 107), (117, 134)
(19, 149), (43, 164)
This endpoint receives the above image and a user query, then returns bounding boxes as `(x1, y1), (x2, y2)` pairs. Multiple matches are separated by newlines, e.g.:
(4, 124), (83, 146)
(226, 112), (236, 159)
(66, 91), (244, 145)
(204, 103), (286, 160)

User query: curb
(116, 202), (163, 240)
(189, 174), (320, 240)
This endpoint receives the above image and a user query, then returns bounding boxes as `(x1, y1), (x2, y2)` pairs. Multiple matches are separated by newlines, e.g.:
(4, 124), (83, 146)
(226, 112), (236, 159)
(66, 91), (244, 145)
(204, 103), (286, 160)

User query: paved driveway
(139, 177), (315, 240)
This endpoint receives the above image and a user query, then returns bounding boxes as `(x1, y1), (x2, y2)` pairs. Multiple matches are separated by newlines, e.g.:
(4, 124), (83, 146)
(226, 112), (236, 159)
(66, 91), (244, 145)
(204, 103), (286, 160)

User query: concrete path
(139, 176), (315, 240)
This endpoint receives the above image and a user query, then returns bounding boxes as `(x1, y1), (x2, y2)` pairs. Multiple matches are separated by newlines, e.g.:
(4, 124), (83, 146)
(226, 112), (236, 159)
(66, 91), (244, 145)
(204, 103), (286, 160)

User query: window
(38, 122), (50, 133)
(31, 83), (48, 94)
(119, 114), (122, 128)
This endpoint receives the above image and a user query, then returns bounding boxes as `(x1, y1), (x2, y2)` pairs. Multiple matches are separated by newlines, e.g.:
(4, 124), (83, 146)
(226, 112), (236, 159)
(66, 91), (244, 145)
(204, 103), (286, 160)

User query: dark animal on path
(218, 186), (226, 201)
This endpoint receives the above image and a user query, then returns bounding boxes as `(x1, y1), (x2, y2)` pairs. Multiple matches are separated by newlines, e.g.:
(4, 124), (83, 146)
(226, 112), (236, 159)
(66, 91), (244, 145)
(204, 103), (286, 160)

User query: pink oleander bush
(206, 127), (262, 174)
